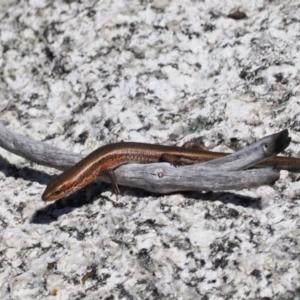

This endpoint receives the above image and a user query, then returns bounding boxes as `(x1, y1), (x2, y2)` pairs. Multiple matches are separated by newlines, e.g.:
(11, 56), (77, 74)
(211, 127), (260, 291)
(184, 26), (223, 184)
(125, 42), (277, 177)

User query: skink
(42, 141), (300, 202)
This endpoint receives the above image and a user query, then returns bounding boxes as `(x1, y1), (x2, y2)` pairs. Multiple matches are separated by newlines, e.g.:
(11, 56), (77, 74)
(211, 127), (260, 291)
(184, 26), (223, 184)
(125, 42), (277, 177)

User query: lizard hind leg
(182, 137), (209, 151)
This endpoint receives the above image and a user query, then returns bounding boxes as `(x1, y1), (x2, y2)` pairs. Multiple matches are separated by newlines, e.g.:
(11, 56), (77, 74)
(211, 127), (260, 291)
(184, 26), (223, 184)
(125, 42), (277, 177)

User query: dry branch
(0, 123), (289, 194)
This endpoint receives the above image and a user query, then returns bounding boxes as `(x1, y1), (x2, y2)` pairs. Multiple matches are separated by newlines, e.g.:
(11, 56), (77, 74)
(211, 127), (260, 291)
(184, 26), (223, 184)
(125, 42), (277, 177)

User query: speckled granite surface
(1, 0), (300, 299)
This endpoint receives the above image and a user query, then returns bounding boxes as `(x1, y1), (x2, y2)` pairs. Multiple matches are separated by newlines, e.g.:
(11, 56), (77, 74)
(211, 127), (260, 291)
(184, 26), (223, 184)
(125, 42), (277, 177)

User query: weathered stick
(115, 164), (280, 193)
(188, 129), (290, 171)
(0, 123), (289, 193)
(0, 123), (82, 170)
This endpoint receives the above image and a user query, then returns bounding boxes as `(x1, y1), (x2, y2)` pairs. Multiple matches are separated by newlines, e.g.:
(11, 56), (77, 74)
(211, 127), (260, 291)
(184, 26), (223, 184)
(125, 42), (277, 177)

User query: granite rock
(0, 0), (300, 299)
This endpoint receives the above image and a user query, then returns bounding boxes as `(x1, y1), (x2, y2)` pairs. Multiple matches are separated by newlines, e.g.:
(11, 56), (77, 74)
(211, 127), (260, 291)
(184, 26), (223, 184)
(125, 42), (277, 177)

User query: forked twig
(0, 123), (289, 194)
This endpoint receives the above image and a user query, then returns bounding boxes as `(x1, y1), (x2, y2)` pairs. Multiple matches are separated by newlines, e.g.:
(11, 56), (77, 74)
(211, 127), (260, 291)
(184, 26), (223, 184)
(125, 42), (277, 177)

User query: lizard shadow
(191, 191), (262, 208)
(30, 183), (262, 224)
(0, 155), (53, 185)
(31, 182), (105, 224)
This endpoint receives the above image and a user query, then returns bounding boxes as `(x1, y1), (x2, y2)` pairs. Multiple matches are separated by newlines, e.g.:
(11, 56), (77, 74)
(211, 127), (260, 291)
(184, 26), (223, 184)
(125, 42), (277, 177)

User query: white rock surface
(0, 0), (300, 299)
